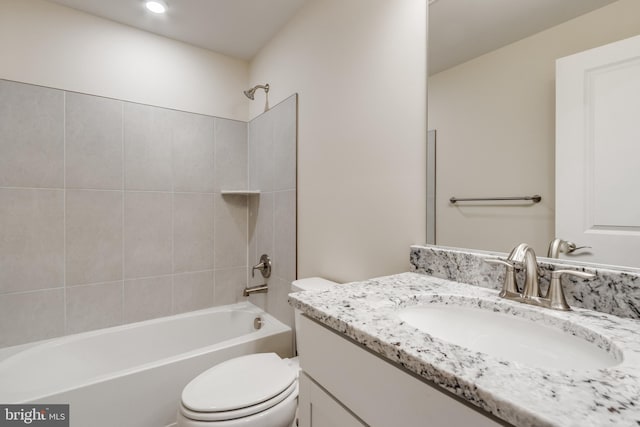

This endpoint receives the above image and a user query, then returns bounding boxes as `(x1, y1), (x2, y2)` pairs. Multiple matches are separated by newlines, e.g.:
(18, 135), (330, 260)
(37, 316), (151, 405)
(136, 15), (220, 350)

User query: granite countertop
(288, 272), (640, 427)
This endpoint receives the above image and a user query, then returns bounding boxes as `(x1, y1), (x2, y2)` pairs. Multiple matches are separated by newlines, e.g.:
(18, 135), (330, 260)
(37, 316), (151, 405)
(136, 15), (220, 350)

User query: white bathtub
(0, 302), (292, 427)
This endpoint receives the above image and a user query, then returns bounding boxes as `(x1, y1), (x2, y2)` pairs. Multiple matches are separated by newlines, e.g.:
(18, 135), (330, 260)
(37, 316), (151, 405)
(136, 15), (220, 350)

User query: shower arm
(243, 83), (270, 112)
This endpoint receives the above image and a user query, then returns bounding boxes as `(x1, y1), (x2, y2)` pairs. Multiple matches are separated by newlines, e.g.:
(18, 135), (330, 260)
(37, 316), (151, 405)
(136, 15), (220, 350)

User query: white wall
(428, 0), (640, 255)
(0, 0), (249, 120)
(249, 0), (427, 282)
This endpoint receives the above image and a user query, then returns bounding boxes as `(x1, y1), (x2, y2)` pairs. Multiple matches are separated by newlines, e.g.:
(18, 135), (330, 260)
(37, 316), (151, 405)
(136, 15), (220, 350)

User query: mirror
(427, 0), (640, 267)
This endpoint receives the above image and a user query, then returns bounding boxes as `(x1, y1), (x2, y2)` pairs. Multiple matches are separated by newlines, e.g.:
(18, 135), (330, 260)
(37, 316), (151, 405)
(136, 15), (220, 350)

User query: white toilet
(176, 277), (337, 427)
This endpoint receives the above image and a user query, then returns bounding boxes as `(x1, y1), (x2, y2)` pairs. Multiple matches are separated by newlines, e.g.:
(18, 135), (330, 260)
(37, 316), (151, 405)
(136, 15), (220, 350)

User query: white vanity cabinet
(296, 315), (505, 427)
(298, 372), (365, 427)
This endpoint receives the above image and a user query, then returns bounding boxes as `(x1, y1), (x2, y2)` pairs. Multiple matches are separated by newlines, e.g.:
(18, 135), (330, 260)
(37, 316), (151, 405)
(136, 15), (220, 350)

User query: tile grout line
(121, 101), (125, 324)
(212, 119), (217, 306)
(0, 186), (217, 194)
(170, 116), (175, 315)
(63, 90), (67, 335)
(246, 121), (251, 294)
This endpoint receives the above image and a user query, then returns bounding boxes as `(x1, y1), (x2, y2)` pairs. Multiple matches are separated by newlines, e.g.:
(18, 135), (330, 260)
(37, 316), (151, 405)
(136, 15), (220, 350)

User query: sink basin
(398, 303), (620, 370)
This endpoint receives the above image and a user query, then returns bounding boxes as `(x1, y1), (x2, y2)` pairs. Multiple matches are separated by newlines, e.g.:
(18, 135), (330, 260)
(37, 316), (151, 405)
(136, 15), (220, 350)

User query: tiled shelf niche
(220, 190), (261, 196)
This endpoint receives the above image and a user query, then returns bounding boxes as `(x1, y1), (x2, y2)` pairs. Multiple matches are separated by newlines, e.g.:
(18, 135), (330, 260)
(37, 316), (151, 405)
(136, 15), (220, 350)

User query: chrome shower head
(243, 84), (269, 100)
(243, 88), (255, 100)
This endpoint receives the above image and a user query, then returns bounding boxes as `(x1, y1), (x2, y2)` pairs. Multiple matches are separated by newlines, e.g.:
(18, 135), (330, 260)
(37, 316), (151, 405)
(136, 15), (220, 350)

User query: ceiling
(428, 0), (618, 74)
(47, 0), (618, 67)
(46, 0), (310, 60)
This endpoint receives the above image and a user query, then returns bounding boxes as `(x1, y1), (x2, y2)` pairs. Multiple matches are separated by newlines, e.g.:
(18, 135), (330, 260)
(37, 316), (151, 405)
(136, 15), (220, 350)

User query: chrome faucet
(243, 283), (268, 297)
(485, 243), (595, 311)
(507, 243), (541, 299)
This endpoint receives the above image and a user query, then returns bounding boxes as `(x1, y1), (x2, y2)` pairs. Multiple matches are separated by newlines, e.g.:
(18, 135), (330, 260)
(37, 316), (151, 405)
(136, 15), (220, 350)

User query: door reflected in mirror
(427, 0), (640, 268)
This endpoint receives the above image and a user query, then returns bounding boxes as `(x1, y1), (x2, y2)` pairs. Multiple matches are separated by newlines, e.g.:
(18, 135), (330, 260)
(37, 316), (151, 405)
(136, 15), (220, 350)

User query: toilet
(176, 277), (337, 427)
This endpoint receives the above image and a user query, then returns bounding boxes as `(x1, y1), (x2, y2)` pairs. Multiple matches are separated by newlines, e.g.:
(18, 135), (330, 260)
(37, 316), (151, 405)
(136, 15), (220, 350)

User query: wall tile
(0, 80), (64, 188)
(248, 192), (274, 269)
(66, 93), (123, 189)
(274, 190), (297, 282)
(66, 190), (123, 286)
(248, 111), (274, 191)
(214, 267), (247, 306)
(272, 96), (297, 191)
(173, 193), (214, 273)
(173, 271), (214, 314)
(124, 192), (172, 278)
(124, 103), (173, 191)
(214, 118), (248, 192)
(172, 111), (215, 192)
(0, 80), (302, 346)
(124, 276), (172, 323)
(0, 289), (65, 347)
(0, 189), (64, 294)
(66, 282), (123, 334)
(245, 286), (267, 312)
(214, 194), (247, 269)
(267, 276), (294, 328)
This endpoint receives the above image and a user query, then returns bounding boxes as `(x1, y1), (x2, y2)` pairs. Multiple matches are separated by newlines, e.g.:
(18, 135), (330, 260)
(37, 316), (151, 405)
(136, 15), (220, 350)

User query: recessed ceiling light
(145, 1), (167, 14)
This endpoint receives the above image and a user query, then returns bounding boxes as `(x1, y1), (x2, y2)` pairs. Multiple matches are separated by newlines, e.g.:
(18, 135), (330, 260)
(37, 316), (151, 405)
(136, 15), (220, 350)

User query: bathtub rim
(0, 301), (291, 402)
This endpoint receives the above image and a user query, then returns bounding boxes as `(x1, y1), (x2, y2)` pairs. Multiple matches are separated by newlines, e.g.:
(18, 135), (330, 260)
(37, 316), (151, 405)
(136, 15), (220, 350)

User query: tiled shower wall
(0, 79), (297, 347)
(247, 95), (297, 327)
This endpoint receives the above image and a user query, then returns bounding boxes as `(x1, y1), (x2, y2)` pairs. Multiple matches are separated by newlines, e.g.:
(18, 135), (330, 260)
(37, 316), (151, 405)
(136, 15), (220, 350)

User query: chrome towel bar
(449, 195), (541, 204)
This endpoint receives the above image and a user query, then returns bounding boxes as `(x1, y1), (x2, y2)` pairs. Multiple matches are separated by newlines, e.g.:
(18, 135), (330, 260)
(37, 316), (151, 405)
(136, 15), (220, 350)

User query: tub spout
(243, 284), (268, 297)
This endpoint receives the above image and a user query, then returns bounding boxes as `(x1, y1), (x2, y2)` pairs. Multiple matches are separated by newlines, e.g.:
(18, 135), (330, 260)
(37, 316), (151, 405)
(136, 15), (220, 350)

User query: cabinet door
(298, 315), (503, 427)
(298, 372), (366, 427)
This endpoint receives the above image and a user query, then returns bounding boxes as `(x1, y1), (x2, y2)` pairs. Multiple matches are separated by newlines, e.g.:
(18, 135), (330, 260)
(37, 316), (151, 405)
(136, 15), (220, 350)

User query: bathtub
(0, 302), (292, 427)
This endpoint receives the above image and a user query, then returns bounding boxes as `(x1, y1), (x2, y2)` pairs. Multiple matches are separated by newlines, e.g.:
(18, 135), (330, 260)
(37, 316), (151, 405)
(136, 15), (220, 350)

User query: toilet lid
(182, 353), (297, 413)
(180, 381), (298, 422)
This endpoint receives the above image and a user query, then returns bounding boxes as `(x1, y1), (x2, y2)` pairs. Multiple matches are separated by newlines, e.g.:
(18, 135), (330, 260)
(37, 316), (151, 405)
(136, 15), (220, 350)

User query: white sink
(398, 303), (620, 370)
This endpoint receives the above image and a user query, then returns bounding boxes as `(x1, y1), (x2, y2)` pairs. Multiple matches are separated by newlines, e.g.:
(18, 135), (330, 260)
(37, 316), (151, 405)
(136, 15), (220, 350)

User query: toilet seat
(180, 353), (298, 423)
(180, 381), (297, 422)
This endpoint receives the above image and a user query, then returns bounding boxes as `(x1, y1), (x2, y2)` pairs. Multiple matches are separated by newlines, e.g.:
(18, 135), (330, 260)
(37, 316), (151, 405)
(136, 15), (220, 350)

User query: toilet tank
(291, 277), (337, 351)
(291, 277), (337, 293)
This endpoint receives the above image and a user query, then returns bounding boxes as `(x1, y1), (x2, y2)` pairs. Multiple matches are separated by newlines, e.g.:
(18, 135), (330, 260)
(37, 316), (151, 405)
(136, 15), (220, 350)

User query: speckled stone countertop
(289, 273), (640, 427)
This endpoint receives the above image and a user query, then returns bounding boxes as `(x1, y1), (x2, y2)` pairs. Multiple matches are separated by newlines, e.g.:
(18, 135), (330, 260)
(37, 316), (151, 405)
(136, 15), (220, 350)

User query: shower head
(243, 84), (270, 100)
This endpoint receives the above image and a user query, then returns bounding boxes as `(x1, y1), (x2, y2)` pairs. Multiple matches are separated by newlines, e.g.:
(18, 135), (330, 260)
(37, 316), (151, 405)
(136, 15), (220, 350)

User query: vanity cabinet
(297, 315), (505, 427)
(298, 372), (365, 427)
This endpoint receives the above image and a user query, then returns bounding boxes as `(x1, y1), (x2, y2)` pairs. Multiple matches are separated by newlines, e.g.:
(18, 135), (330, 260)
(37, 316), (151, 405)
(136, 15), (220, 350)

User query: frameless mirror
(427, 0), (640, 268)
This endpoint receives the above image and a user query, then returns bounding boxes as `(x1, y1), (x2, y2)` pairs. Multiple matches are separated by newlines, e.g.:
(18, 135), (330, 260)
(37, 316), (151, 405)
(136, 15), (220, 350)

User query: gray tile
(214, 118), (248, 192)
(248, 111), (274, 191)
(214, 267), (247, 306)
(66, 92), (123, 189)
(124, 103), (173, 191)
(0, 289), (65, 347)
(66, 281), (123, 334)
(172, 111), (215, 192)
(245, 285), (267, 311)
(0, 189), (64, 294)
(124, 275), (172, 323)
(66, 190), (123, 286)
(0, 80), (64, 188)
(214, 194), (248, 269)
(274, 190), (297, 282)
(248, 192), (274, 270)
(173, 193), (214, 273)
(272, 96), (297, 191)
(124, 192), (172, 278)
(266, 276), (294, 328)
(173, 271), (214, 314)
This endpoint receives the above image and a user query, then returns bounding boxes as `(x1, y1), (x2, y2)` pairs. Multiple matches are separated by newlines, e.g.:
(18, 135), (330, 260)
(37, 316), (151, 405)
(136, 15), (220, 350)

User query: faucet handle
(485, 258), (519, 297)
(546, 269), (595, 311)
(251, 254), (272, 278)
